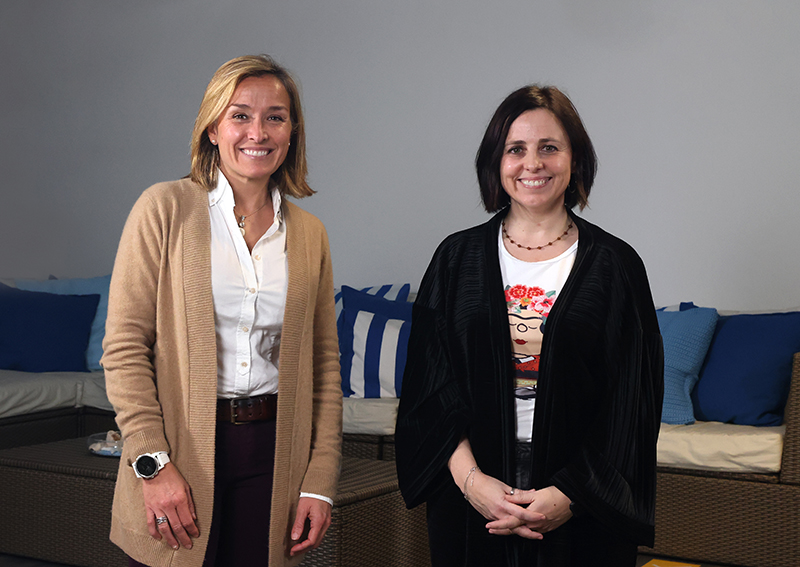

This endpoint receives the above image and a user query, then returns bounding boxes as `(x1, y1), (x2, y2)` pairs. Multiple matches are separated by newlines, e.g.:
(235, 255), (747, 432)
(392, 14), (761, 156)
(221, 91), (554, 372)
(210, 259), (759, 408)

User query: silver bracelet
(463, 466), (480, 501)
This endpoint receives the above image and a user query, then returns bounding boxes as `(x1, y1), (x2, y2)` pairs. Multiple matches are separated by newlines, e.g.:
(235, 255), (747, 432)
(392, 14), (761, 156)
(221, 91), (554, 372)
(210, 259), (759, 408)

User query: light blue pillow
(338, 285), (412, 398)
(657, 307), (719, 424)
(16, 275), (111, 371)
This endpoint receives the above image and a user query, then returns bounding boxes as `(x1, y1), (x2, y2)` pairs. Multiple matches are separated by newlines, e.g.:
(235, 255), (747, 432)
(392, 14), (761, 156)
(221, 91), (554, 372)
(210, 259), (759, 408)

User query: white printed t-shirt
(498, 230), (578, 442)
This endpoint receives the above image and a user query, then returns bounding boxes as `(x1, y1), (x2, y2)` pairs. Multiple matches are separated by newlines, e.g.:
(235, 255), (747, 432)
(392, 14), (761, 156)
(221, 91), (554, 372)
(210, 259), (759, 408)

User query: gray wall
(2, 1), (799, 310)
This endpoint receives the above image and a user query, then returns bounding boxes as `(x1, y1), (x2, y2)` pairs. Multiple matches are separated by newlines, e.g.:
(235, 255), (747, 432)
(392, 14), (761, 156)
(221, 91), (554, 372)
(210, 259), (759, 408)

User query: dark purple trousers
(129, 418), (277, 567)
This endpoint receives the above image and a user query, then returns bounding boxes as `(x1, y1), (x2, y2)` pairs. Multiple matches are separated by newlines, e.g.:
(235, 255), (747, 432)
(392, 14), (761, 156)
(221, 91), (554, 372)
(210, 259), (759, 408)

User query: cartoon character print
(506, 285), (557, 401)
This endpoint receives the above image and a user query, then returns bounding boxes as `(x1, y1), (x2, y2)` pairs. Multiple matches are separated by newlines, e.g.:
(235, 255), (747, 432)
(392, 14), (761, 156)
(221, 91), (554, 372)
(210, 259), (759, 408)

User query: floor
(0, 552), (740, 567)
(637, 554), (737, 567)
(0, 557), (69, 567)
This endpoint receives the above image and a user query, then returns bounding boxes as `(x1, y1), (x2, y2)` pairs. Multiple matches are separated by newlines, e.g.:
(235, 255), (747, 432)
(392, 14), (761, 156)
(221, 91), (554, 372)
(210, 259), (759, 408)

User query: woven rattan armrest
(779, 352), (800, 484)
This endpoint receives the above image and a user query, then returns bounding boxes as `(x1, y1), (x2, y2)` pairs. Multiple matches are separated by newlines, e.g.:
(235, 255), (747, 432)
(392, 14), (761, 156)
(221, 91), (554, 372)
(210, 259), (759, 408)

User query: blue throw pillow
(657, 307), (719, 424)
(657, 302), (698, 312)
(338, 285), (412, 398)
(16, 275), (111, 370)
(692, 311), (800, 426)
(0, 283), (100, 372)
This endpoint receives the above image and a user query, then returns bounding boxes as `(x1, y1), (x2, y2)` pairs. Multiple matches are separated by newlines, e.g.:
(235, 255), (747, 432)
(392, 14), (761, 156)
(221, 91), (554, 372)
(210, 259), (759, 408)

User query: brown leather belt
(216, 394), (277, 424)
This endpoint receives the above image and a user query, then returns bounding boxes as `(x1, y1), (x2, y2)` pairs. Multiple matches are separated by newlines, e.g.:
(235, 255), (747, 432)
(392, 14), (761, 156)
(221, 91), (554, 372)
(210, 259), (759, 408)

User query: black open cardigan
(395, 210), (663, 560)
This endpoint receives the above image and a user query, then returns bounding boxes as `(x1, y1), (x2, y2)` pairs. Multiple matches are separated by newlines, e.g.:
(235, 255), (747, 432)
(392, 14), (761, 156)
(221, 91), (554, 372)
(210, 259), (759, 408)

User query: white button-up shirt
(208, 173), (287, 399)
(208, 173), (332, 506)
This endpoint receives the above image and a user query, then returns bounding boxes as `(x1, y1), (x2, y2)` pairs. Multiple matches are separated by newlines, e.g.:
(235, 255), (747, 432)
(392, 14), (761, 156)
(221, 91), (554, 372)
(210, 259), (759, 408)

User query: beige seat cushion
(658, 421), (785, 473)
(342, 397), (399, 435)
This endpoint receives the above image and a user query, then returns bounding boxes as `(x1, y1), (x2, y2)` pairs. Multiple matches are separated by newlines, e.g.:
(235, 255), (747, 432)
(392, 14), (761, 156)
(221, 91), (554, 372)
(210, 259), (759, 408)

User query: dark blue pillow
(692, 311), (800, 426)
(338, 285), (412, 398)
(657, 302), (698, 312)
(16, 274), (111, 371)
(0, 283), (100, 372)
(657, 307), (719, 424)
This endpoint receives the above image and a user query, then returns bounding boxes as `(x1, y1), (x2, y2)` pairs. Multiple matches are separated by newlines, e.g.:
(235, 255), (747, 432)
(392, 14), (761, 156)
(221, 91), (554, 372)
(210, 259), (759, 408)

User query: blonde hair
(189, 54), (313, 198)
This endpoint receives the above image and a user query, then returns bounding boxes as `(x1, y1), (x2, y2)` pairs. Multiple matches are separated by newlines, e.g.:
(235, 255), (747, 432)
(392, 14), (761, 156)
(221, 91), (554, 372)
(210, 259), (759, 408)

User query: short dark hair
(476, 85), (596, 212)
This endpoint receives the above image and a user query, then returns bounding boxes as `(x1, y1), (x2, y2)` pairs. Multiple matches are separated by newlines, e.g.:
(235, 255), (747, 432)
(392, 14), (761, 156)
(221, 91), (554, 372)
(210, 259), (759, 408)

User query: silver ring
(510, 487), (515, 495)
(156, 516), (169, 525)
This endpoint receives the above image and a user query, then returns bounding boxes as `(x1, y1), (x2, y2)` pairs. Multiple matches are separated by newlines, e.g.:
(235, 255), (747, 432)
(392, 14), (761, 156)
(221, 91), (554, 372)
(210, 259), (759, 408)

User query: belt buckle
(230, 398), (247, 425)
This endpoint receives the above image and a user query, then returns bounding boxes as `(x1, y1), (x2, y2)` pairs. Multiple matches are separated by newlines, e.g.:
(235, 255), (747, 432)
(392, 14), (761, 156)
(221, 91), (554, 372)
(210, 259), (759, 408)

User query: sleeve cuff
(300, 492), (334, 506)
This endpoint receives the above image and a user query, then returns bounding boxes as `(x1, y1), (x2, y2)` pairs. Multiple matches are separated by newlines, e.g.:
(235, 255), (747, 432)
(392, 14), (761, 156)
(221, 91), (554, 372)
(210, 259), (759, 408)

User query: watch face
(136, 455), (158, 477)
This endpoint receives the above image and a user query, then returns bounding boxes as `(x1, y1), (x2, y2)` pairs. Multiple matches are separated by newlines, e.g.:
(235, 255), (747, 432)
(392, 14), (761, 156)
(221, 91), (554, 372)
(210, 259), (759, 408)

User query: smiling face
(500, 109), (573, 216)
(207, 75), (292, 191)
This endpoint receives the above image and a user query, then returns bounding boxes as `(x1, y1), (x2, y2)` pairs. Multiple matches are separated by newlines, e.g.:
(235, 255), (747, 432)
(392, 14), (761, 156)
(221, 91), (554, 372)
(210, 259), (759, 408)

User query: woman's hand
(289, 497), (333, 556)
(462, 470), (509, 519)
(448, 436), (545, 540)
(465, 470), (545, 540)
(485, 485), (573, 537)
(142, 463), (200, 550)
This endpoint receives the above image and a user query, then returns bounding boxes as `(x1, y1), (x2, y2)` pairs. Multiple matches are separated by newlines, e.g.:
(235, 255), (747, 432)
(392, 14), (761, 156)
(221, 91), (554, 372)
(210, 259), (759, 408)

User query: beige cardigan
(102, 178), (342, 567)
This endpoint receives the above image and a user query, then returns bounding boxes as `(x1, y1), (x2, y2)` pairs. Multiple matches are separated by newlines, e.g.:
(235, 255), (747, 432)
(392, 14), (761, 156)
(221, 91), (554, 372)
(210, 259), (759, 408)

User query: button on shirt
(208, 175), (287, 399)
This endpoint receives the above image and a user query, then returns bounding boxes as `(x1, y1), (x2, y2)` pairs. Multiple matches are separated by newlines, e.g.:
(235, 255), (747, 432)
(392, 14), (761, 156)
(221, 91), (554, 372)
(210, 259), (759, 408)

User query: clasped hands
(466, 471), (573, 539)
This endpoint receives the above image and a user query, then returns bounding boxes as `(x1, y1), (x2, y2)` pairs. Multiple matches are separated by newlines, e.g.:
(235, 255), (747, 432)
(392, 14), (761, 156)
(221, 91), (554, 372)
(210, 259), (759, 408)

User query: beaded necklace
(501, 219), (573, 251)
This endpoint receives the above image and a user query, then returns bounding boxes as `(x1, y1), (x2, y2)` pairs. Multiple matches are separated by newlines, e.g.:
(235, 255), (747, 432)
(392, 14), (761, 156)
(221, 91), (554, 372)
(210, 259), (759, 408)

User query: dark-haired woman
(395, 86), (663, 566)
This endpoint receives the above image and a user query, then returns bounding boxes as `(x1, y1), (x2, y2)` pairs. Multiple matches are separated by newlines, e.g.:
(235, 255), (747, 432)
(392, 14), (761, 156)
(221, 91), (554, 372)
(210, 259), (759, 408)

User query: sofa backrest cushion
(692, 310), (800, 426)
(15, 275), (111, 371)
(657, 307), (719, 424)
(0, 283), (100, 373)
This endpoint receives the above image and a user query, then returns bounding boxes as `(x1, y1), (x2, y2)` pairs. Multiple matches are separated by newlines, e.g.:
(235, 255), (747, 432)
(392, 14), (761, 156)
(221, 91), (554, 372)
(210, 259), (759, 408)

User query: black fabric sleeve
(395, 247), (473, 509)
(548, 244), (664, 546)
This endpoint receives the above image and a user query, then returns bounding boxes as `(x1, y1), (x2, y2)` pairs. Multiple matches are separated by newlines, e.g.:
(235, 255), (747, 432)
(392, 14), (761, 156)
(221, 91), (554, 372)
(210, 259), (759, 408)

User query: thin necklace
(502, 219), (573, 251)
(233, 200), (270, 237)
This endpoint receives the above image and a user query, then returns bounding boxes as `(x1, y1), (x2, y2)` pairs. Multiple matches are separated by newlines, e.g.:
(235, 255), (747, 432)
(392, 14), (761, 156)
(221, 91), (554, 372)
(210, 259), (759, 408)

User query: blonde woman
(103, 55), (342, 567)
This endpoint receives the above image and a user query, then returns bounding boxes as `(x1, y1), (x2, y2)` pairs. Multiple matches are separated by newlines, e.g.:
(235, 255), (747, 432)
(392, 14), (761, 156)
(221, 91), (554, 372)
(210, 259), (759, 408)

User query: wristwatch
(132, 451), (170, 479)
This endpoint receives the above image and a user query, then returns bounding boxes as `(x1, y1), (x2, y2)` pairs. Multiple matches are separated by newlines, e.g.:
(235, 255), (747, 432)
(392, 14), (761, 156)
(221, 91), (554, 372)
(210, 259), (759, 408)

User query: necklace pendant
(239, 227), (246, 237)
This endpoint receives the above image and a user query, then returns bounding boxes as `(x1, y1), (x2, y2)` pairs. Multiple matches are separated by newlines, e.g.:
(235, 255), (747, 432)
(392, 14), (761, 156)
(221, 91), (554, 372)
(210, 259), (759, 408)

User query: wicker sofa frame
(642, 352), (800, 567)
(0, 406), (118, 450)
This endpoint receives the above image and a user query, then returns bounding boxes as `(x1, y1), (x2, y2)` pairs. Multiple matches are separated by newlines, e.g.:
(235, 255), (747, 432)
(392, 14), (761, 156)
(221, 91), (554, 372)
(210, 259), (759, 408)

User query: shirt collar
(208, 170), (283, 225)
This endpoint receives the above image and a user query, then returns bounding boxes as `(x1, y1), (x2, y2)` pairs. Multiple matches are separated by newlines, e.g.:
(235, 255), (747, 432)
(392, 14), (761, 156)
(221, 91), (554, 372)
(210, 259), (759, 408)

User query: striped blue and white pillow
(338, 285), (413, 398)
(334, 283), (411, 321)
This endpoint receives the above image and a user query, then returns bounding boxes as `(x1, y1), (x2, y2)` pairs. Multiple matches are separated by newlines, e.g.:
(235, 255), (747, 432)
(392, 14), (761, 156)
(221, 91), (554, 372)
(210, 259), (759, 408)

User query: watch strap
(154, 451), (170, 468)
